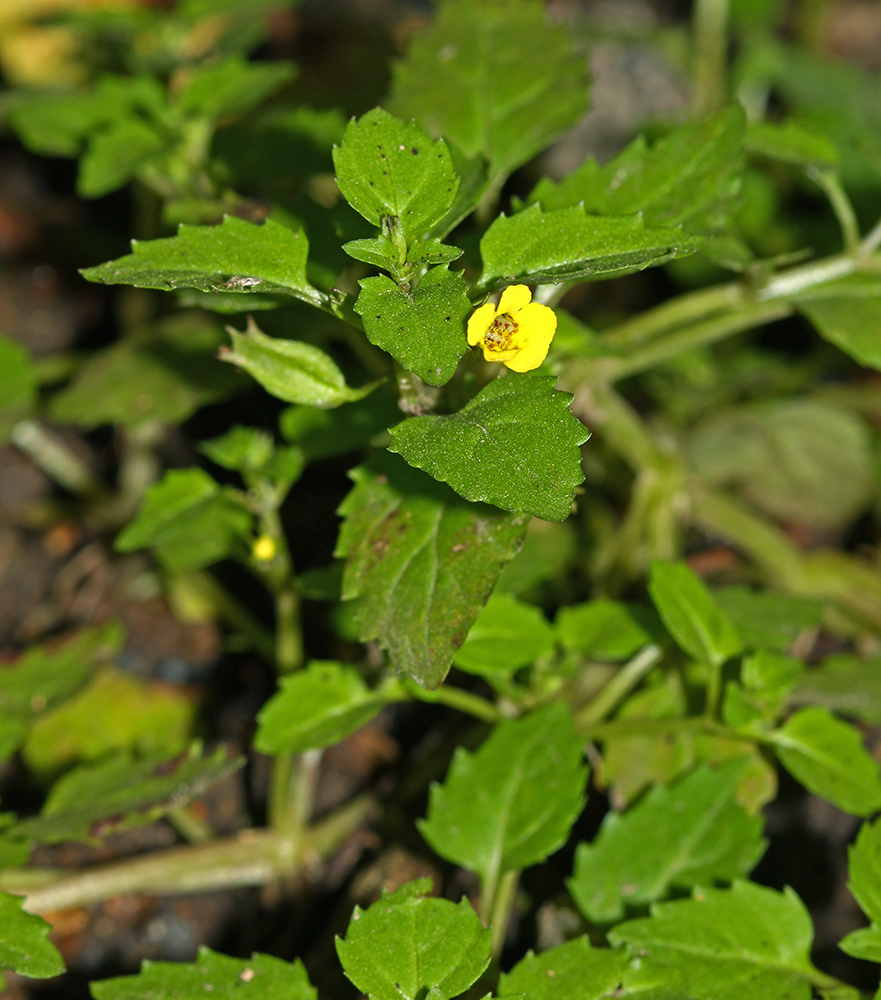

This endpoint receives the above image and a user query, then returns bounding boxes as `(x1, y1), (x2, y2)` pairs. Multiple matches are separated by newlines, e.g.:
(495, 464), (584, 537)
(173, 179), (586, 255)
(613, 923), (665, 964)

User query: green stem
(166, 806), (215, 845)
(808, 168), (861, 253)
(487, 868), (519, 962)
(576, 645), (663, 728)
(705, 660), (723, 720)
(275, 586), (303, 674)
(692, 0), (730, 117)
(11, 420), (107, 500)
(3, 796), (372, 915)
(594, 300), (793, 383)
(401, 678), (502, 724)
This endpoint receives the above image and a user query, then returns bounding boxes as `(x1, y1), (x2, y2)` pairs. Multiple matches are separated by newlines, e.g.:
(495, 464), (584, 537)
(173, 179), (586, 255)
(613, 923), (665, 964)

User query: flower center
(484, 313), (518, 353)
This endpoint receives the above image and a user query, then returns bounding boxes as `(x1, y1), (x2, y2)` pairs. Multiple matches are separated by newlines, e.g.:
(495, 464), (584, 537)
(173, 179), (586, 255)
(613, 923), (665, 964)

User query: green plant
(3, 0), (881, 997)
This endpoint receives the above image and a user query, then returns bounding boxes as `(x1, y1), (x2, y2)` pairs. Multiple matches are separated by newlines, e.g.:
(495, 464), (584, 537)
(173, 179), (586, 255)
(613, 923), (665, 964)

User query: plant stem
(487, 869), (519, 962)
(166, 806), (215, 845)
(3, 796), (371, 915)
(275, 587), (303, 674)
(595, 300), (793, 383)
(576, 645), (663, 728)
(808, 168), (861, 253)
(692, 0), (730, 117)
(401, 678), (502, 724)
(269, 750), (323, 844)
(11, 420), (107, 499)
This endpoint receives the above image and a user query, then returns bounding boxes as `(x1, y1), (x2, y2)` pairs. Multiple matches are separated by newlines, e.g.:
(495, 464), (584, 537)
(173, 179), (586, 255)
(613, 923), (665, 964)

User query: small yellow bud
(252, 534), (277, 562)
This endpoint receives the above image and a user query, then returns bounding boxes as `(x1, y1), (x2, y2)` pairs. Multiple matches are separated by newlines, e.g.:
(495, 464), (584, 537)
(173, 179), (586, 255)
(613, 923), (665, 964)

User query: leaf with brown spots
(335, 454), (527, 688)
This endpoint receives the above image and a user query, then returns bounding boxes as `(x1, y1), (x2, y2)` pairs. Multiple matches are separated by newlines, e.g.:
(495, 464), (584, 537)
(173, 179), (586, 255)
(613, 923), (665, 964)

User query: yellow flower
(252, 534), (277, 562)
(466, 285), (557, 373)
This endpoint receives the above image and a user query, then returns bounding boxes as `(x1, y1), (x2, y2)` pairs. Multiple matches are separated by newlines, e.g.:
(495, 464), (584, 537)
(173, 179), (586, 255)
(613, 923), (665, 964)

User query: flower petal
(497, 284), (532, 315)
(516, 301), (557, 341)
(503, 337), (552, 371)
(467, 302), (497, 346)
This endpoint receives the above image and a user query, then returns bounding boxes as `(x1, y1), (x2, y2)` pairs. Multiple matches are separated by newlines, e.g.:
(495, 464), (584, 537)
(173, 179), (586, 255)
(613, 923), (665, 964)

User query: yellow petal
(516, 301), (557, 341)
(481, 342), (519, 363)
(497, 284), (532, 315)
(467, 302), (497, 346)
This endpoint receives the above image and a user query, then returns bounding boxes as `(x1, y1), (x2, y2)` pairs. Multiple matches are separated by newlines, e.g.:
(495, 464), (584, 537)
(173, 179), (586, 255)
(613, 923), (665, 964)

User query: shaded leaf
(792, 655), (881, 723)
(22, 668), (195, 774)
(335, 455), (528, 688)
(221, 317), (375, 406)
(556, 599), (661, 661)
(91, 946), (315, 1000)
(839, 926), (881, 963)
(714, 587), (823, 652)
(336, 880), (491, 1000)
(419, 703), (588, 890)
(0, 891), (64, 980)
(568, 761), (766, 924)
(80, 216), (322, 308)
(799, 295), (881, 373)
(609, 882), (818, 1000)
(771, 707), (881, 816)
(49, 317), (241, 428)
(453, 592), (554, 676)
(7, 746), (242, 845)
(531, 105), (746, 230)
(478, 205), (706, 291)
(333, 108), (458, 241)
(687, 400), (874, 530)
(847, 816), (881, 927)
(115, 468), (252, 573)
(255, 662), (388, 755)
(77, 117), (168, 198)
(177, 55), (295, 120)
(499, 937), (627, 1000)
(0, 622), (124, 764)
(389, 375), (588, 521)
(280, 390), (402, 460)
(389, 0), (588, 183)
(354, 266), (469, 386)
(744, 119), (839, 167)
(648, 561), (742, 667)
(0, 337), (36, 442)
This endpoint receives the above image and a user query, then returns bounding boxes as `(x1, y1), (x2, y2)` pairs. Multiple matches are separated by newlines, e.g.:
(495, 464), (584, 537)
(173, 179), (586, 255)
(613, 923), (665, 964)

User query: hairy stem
(3, 796), (371, 915)
(401, 678), (502, 724)
(692, 0), (730, 117)
(576, 645), (664, 728)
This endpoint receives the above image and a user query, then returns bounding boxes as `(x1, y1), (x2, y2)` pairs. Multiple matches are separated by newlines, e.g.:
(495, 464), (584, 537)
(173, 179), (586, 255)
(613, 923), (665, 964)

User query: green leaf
(49, 318), (241, 429)
(255, 662), (388, 755)
(336, 880), (491, 1000)
(22, 669), (195, 774)
(221, 317), (375, 406)
(77, 117), (169, 198)
(7, 75), (165, 156)
(280, 390), (402, 460)
(556, 599), (661, 661)
(80, 216), (322, 308)
(7, 746), (242, 846)
(0, 891), (64, 980)
(714, 587), (823, 652)
(687, 400), (874, 530)
(0, 336), (37, 442)
(847, 816), (881, 927)
(799, 295), (881, 372)
(333, 108), (459, 242)
(744, 120), (839, 167)
(609, 882), (818, 1000)
(0, 622), (124, 764)
(739, 650), (805, 718)
(354, 266), (469, 386)
(478, 205), (707, 291)
(115, 468), (252, 573)
(530, 105), (746, 230)
(201, 426), (275, 474)
(90, 946), (315, 1000)
(177, 54), (295, 120)
(792, 655), (881, 724)
(419, 703), (588, 890)
(568, 761), (766, 924)
(495, 519), (577, 594)
(389, 375), (588, 521)
(453, 591), (554, 676)
(770, 707), (881, 816)
(335, 456), (528, 688)
(839, 926), (881, 963)
(389, 0), (588, 184)
(499, 937), (627, 1000)
(648, 561), (743, 667)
